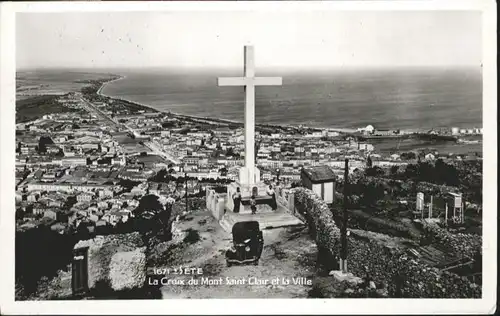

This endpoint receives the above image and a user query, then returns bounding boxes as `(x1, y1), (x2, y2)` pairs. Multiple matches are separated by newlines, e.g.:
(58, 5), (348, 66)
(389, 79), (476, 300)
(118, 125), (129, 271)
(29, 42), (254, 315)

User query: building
(301, 165), (336, 203)
(46, 144), (61, 154)
(261, 171), (272, 181)
(77, 193), (95, 203)
(424, 153), (436, 161)
(43, 209), (58, 221)
(32, 203), (47, 215)
(416, 192), (425, 212)
(183, 156), (200, 165)
(390, 154), (401, 161)
(358, 143), (374, 151)
(15, 192), (23, 202)
(27, 192), (40, 203)
(446, 192), (464, 223)
(98, 188), (114, 198)
(26, 181), (116, 193)
(62, 157), (87, 166)
(160, 131), (171, 138)
(97, 201), (109, 210)
(358, 125), (375, 135)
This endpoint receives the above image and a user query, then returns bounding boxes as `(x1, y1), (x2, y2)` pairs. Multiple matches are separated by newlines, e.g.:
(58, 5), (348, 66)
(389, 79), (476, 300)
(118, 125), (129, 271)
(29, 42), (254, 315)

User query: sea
(100, 67), (482, 132)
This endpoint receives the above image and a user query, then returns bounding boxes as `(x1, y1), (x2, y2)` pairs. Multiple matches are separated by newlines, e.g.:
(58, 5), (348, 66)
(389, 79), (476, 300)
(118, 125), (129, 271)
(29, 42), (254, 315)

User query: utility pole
(340, 158), (349, 273)
(430, 195), (433, 219)
(182, 165), (188, 214)
(421, 198), (424, 221)
(185, 173), (188, 213)
(462, 200), (465, 224)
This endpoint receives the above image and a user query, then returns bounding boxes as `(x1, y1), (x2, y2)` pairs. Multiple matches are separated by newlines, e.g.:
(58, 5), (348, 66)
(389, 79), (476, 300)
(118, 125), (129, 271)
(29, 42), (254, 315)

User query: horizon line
(17, 64), (482, 72)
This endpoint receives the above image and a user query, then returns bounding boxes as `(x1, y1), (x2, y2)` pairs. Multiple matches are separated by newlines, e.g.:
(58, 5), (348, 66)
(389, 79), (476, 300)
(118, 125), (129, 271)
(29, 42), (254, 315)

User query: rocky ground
(28, 205), (398, 300)
(149, 208), (319, 298)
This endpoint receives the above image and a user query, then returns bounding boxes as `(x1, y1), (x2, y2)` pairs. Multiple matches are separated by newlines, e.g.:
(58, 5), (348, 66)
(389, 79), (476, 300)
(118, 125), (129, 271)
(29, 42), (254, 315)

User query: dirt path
(158, 210), (317, 298)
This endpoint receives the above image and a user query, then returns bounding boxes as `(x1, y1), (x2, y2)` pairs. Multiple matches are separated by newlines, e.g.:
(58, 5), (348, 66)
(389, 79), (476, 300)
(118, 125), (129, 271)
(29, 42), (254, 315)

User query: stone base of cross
(238, 166), (261, 187)
(225, 181), (272, 215)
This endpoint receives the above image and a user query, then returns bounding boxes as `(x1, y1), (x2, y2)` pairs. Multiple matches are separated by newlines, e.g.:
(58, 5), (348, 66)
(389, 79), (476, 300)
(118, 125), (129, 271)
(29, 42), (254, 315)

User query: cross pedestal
(225, 182), (273, 215)
(238, 166), (261, 189)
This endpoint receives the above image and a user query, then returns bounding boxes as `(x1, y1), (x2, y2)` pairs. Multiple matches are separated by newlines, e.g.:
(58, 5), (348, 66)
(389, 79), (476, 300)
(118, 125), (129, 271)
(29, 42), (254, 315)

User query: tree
(63, 195), (77, 210)
(119, 179), (140, 191)
(115, 219), (134, 234)
(365, 166), (384, 177)
(417, 161), (434, 182)
(219, 167), (228, 176)
(149, 168), (167, 182)
(161, 121), (175, 128)
(290, 181), (302, 188)
(401, 152), (416, 160)
(404, 164), (419, 179)
(360, 182), (385, 207)
(131, 195), (173, 241)
(37, 136), (54, 153)
(366, 156), (373, 168)
(390, 165), (400, 176)
(76, 222), (93, 240)
(134, 194), (164, 218)
(225, 147), (235, 157)
(15, 226), (77, 299)
(16, 209), (25, 221)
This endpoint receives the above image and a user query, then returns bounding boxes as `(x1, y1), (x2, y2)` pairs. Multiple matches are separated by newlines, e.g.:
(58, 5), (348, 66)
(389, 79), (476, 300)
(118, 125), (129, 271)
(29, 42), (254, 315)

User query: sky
(16, 11), (482, 70)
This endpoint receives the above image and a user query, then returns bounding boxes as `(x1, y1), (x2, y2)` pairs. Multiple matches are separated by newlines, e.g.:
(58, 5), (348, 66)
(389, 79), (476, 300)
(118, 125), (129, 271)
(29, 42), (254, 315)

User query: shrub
(292, 187), (481, 298)
(420, 222), (481, 259)
(183, 228), (200, 244)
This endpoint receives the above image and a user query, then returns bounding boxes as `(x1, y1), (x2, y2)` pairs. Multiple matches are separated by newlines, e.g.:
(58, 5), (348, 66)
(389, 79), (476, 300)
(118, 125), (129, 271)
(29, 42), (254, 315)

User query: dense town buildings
(15, 88), (482, 236)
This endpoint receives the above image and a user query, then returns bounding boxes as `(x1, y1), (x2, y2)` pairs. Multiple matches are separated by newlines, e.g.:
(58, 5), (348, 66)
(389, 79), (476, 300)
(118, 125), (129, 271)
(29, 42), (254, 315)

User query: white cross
(218, 46), (282, 185)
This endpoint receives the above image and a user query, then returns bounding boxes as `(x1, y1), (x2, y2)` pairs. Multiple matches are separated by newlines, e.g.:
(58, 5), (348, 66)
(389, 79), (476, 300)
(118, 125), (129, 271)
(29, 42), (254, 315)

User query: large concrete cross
(218, 46), (282, 185)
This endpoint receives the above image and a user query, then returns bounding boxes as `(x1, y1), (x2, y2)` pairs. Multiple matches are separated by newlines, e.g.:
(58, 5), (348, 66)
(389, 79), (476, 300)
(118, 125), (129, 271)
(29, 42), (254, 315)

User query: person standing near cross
(218, 46), (282, 186)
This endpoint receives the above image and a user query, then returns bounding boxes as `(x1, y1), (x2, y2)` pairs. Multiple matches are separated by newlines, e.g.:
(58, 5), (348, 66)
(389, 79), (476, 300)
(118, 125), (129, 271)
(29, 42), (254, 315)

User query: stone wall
(293, 187), (341, 269)
(292, 187), (481, 298)
(73, 232), (146, 291)
(108, 247), (147, 291)
(276, 186), (301, 219)
(206, 187), (227, 220)
(276, 186), (289, 206)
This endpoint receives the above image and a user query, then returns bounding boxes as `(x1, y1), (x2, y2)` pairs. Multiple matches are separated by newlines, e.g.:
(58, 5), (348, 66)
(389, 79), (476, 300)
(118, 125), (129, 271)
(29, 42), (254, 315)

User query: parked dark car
(225, 221), (264, 266)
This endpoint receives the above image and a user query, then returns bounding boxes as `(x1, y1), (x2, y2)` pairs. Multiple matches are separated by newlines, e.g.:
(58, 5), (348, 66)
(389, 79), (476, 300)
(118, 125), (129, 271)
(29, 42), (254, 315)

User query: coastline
(97, 75), (125, 95)
(97, 75), (366, 133)
(97, 75), (254, 128)
(95, 74), (482, 154)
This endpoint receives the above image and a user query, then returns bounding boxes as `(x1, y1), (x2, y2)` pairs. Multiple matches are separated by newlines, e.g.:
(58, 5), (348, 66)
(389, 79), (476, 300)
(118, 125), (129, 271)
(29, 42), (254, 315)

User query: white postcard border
(1, 1), (496, 315)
